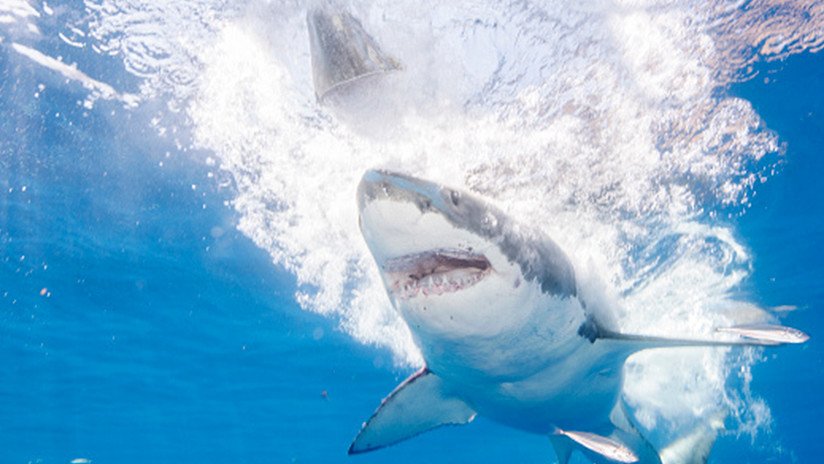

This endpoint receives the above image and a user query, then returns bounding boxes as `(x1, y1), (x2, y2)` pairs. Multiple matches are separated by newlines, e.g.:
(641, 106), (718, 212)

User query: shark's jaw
(356, 168), (555, 349)
(383, 249), (492, 300)
(356, 169), (511, 310)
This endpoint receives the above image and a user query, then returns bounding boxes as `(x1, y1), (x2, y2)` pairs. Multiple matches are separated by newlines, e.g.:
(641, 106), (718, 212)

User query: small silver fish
(558, 429), (639, 463)
(717, 324), (810, 344)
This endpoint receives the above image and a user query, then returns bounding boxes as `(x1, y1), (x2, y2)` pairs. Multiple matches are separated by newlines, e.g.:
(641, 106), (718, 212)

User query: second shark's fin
(348, 368), (476, 454)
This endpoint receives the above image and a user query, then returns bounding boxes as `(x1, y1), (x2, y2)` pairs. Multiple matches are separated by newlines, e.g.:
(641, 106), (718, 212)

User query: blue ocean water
(1, 3), (822, 464)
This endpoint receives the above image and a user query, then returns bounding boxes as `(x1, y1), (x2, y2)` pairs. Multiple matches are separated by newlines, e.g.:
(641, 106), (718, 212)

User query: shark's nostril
(450, 190), (461, 206)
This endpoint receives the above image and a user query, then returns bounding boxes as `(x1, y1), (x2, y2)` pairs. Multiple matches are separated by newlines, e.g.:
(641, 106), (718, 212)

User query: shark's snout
(357, 169), (449, 216)
(357, 169), (499, 302)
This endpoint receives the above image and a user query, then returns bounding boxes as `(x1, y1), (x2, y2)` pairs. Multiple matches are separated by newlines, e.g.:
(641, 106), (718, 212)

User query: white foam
(77, 0), (822, 450)
(0, 0), (39, 36)
(0, 0), (38, 21)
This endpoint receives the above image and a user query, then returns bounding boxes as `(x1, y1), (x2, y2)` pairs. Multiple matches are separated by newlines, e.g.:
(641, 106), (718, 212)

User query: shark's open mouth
(383, 249), (491, 300)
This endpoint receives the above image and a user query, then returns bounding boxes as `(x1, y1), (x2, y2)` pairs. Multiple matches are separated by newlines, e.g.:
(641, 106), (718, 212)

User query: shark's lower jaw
(383, 249), (492, 300)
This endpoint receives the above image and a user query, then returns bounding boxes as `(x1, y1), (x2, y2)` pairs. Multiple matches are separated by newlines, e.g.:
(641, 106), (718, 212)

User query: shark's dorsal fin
(348, 368), (476, 454)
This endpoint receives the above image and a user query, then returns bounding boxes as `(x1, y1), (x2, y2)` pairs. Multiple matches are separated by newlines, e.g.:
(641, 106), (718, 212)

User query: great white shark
(350, 169), (809, 463)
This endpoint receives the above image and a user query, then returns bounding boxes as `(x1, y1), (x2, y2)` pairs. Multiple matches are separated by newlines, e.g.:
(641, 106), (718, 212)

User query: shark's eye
(450, 190), (461, 206)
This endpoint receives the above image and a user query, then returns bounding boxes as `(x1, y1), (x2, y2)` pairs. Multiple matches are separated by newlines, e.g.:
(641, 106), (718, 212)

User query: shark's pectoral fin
(348, 368), (475, 454)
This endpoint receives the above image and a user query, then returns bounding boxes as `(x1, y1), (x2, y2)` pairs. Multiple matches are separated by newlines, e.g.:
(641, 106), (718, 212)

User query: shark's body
(351, 169), (808, 463)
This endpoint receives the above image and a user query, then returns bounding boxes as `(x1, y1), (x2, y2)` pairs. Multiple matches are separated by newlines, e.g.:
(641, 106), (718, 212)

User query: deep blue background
(719, 52), (824, 463)
(1, 29), (821, 464)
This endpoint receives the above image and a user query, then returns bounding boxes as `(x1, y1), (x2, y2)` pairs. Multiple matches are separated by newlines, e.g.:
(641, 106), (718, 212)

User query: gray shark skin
(351, 169), (809, 463)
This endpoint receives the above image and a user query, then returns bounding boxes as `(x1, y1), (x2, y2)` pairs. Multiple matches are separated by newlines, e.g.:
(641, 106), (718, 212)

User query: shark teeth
(390, 267), (489, 300)
(384, 249), (492, 300)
